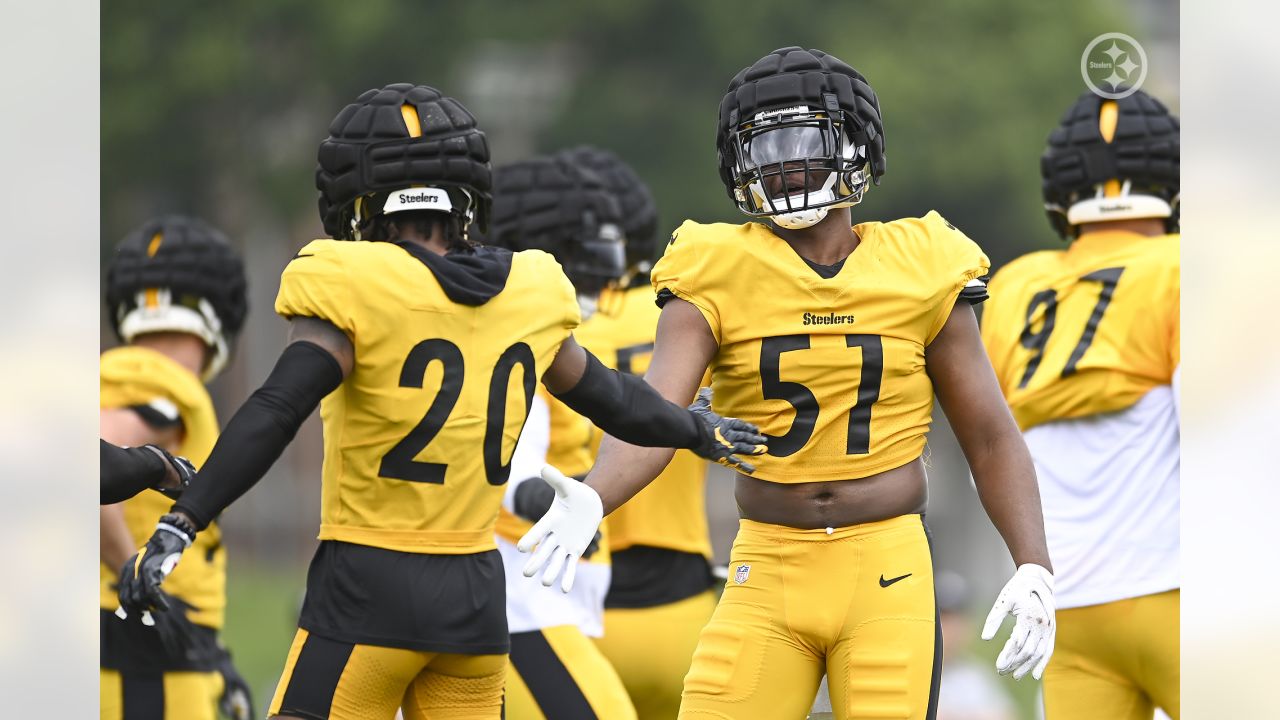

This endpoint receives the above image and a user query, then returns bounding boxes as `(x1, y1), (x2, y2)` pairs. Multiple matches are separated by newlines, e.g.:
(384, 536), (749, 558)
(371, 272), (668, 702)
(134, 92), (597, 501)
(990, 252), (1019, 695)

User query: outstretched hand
(687, 388), (767, 473)
(140, 444), (196, 500)
(116, 512), (197, 620)
(516, 465), (604, 593)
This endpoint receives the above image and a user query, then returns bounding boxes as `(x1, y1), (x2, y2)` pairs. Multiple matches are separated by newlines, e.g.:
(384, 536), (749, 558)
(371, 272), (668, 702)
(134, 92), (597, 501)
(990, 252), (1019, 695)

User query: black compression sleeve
(100, 439), (167, 504)
(551, 350), (705, 450)
(172, 341), (343, 530)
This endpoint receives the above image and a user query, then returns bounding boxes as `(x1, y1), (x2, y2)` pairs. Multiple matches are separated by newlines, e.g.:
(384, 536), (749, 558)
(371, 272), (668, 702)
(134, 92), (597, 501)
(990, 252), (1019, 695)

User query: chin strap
(773, 207), (830, 230)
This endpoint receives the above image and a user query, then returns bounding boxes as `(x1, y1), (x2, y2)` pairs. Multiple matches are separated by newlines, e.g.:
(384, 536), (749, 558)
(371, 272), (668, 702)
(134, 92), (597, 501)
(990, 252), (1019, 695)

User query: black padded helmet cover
(1041, 89), (1179, 237)
(717, 47), (886, 205)
(105, 214), (248, 380)
(486, 156), (626, 293)
(317, 83), (492, 239)
(557, 145), (658, 271)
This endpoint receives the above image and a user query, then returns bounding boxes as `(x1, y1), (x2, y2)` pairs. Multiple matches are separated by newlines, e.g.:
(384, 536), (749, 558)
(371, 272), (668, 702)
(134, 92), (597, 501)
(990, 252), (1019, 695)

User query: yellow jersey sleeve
(98, 346), (220, 463)
(651, 222), (723, 343)
(911, 211), (992, 343)
(274, 239), (358, 335)
(535, 249), (583, 337)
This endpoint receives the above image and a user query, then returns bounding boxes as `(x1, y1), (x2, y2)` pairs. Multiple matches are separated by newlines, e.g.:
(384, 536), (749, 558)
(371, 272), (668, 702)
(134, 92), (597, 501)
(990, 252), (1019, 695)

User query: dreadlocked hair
(358, 210), (475, 252)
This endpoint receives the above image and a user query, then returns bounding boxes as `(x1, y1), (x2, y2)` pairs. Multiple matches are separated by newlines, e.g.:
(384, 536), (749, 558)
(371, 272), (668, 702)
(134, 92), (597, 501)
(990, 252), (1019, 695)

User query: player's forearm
(173, 340), (342, 529)
(100, 440), (167, 504)
(100, 504), (138, 573)
(552, 349), (704, 451)
(968, 432), (1052, 570)
(585, 435), (677, 515)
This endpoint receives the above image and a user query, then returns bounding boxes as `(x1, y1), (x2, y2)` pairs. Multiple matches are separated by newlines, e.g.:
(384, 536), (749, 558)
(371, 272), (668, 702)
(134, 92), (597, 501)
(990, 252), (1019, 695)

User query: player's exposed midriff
(733, 455), (928, 529)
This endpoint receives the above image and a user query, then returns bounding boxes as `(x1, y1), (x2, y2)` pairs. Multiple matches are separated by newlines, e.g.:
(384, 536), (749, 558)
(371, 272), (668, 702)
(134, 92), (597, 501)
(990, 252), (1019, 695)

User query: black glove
(513, 476), (601, 558)
(141, 444), (197, 500)
(118, 512), (197, 617)
(214, 646), (255, 720)
(688, 388), (768, 473)
(149, 593), (204, 662)
(110, 588), (204, 662)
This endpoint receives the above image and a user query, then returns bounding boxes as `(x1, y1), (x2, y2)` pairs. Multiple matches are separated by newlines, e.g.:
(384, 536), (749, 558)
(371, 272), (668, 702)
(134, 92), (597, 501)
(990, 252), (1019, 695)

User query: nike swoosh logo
(292, 252), (314, 259)
(879, 573), (911, 587)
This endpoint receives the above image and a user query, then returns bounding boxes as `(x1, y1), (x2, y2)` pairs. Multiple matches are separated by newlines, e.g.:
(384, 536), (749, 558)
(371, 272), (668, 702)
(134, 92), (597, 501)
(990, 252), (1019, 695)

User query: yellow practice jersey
(99, 346), (226, 628)
(981, 230), (1179, 431)
(651, 212), (989, 483)
(590, 285), (713, 558)
(275, 240), (580, 554)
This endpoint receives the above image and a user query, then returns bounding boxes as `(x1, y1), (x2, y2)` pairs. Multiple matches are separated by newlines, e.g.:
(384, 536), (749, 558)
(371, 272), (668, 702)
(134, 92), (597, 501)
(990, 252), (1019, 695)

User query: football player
(980, 89), (1180, 720)
(100, 439), (195, 504)
(115, 83), (765, 720)
(100, 215), (254, 720)
(485, 154), (636, 719)
(520, 47), (1057, 719)
(557, 145), (720, 720)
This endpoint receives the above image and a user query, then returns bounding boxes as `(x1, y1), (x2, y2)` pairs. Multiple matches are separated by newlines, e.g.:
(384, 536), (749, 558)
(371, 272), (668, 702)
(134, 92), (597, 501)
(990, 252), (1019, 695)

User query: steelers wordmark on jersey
(652, 211), (989, 482)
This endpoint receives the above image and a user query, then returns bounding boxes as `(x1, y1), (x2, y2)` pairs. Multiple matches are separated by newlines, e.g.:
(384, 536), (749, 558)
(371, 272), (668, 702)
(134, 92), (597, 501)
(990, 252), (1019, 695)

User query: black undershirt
(605, 546), (716, 608)
(800, 255), (847, 279)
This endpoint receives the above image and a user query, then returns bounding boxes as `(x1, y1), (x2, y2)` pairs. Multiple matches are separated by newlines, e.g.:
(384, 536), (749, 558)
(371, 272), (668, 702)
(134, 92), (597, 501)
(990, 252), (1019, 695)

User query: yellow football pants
(267, 628), (506, 719)
(680, 515), (940, 720)
(1044, 589), (1180, 720)
(100, 668), (224, 720)
(506, 625), (636, 720)
(596, 590), (718, 720)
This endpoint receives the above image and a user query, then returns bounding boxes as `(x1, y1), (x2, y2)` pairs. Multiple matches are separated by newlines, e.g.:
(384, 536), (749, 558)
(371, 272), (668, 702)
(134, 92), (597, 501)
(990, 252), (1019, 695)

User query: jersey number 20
(379, 339), (536, 486)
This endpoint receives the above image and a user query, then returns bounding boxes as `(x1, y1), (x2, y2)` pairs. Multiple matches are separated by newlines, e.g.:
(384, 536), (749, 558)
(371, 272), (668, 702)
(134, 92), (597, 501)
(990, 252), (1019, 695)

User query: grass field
(220, 561), (308, 707)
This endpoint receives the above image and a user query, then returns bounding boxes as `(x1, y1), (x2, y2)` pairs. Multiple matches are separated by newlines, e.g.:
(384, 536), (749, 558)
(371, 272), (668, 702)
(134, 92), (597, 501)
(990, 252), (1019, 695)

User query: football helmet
(316, 83), (491, 242)
(556, 146), (658, 278)
(1041, 89), (1179, 238)
(717, 47), (885, 229)
(485, 155), (626, 310)
(105, 215), (248, 381)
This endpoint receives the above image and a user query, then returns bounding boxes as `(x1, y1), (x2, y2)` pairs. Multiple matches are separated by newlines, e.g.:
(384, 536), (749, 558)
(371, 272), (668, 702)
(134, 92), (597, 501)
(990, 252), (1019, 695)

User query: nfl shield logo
(734, 564), (751, 584)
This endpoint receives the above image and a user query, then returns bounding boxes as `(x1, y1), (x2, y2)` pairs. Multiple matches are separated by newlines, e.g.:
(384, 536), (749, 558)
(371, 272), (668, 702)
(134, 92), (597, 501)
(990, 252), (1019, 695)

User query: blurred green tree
(105, 0), (1147, 270)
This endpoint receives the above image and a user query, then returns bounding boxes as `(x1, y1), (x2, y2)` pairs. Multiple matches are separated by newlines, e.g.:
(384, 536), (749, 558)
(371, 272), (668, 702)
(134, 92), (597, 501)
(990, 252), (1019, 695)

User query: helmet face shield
(728, 108), (870, 221)
(565, 221), (626, 295)
(742, 124), (831, 169)
(715, 48), (887, 225)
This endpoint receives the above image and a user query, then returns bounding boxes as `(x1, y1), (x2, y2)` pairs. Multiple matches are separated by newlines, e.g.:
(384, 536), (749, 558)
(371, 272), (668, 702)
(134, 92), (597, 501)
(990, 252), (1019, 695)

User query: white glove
(516, 465), (604, 593)
(981, 563), (1056, 680)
